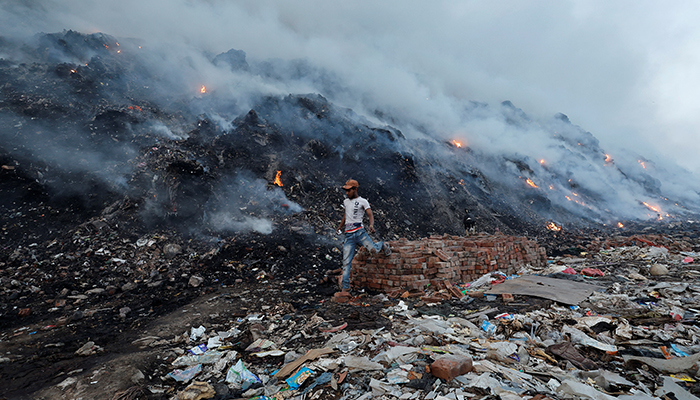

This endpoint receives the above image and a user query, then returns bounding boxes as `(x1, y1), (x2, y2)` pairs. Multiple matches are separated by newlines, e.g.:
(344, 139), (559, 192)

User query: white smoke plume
(2, 1), (700, 225)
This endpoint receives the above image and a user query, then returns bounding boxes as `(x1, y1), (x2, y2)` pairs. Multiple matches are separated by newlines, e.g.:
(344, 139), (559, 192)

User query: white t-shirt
(344, 196), (371, 232)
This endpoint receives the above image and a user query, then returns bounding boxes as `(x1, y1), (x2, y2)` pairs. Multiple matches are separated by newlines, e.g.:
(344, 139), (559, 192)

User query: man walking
(337, 179), (391, 292)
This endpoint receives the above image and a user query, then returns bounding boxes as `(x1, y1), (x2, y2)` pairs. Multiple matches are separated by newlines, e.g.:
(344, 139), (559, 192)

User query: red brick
(430, 355), (473, 381)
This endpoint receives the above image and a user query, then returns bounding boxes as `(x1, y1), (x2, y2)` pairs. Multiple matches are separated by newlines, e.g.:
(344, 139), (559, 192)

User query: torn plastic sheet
(166, 364), (202, 382)
(557, 379), (617, 400)
(623, 351), (700, 373)
(369, 378), (403, 397)
(563, 326), (618, 352)
(225, 359), (261, 390)
(655, 376), (700, 400)
(344, 355), (383, 371)
(386, 367), (411, 384)
(573, 370), (635, 391)
(189, 325), (205, 341)
(172, 350), (226, 366)
(372, 345), (420, 364)
(406, 316), (455, 335)
(245, 338), (276, 352)
(253, 349), (286, 358)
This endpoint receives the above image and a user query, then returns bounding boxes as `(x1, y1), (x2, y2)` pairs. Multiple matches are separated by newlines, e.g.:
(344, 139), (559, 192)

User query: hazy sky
(3, 0), (700, 173)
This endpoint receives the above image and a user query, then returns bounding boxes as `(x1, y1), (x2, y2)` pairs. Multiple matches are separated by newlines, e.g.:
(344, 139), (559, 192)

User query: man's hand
(368, 225), (375, 234)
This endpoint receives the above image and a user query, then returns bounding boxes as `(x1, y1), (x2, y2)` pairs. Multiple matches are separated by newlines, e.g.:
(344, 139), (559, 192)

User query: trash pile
(105, 243), (700, 400)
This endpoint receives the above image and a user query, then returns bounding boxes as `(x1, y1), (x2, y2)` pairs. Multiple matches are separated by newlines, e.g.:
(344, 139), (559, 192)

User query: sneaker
(382, 242), (392, 256)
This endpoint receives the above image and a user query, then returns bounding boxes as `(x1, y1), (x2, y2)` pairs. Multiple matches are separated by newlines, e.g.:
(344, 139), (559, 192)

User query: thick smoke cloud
(3, 1), (699, 171)
(2, 0), (700, 226)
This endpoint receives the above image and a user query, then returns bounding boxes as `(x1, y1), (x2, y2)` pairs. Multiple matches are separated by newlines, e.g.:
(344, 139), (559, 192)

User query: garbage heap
(352, 234), (547, 291)
(44, 242), (700, 400)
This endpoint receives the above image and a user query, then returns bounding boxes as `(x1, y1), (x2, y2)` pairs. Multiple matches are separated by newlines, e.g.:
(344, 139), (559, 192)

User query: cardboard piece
(276, 348), (334, 378)
(485, 275), (602, 305)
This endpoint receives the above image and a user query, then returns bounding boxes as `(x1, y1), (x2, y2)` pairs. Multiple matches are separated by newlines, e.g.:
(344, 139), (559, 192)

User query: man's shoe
(382, 243), (392, 256)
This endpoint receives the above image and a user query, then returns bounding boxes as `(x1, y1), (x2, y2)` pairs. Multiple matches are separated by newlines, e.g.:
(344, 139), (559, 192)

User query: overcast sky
(3, 0), (700, 174)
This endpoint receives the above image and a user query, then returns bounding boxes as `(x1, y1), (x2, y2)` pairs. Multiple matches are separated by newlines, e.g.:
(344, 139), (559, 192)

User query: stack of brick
(352, 234), (546, 292)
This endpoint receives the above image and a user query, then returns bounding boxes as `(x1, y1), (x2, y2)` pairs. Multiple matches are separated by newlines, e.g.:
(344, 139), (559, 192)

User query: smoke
(2, 1), (700, 226)
(204, 171), (303, 235)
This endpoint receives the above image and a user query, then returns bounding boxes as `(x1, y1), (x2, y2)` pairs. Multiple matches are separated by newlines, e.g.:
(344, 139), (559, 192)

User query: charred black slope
(1, 30), (700, 252)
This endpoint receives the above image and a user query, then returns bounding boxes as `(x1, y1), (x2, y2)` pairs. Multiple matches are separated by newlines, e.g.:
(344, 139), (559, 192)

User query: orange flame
(452, 140), (462, 148)
(539, 159), (545, 165)
(617, 222), (624, 228)
(526, 178), (538, 188)
(274, 170), (283, 186)
(546, 222), (562, 231)
(605, 154), (613, 163)
(642, 202), (661, 213)
(200, 85), (207, 94)
(639, 160), (646, 169)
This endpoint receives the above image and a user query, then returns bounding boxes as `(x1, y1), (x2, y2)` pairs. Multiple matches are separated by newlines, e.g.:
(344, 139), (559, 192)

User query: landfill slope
(4, 30), (700, 399)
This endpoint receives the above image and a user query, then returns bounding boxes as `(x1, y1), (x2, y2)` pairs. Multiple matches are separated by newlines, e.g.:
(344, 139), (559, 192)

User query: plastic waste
(286, 366), (313, 390)
(301, 371), (332, 395)
(225, 359), (262, 390)
(407, 316), (455, 335)
(189, 344), (208, 355)
(573, 370), (634, 391)
(563, 326), (618, 352)
(207, 336), (222, 348)
(623, 351), (700, 373)
(372, 346), (420, 364)
(557, 379), (617, 400)
(245, 338), (276, 352)
(581, 268), (604, 277)
(486, 341), (518, 363)
(167, 364), (202, 382)
(386, 368), (411, 384)
(189, 325), (206, 342)
(172, 350), (225, 366)
(655, 376), (700, 400)
(344, 355), (383, 371)
(481, 320), (496, 335)
(370, 377), (403, 397)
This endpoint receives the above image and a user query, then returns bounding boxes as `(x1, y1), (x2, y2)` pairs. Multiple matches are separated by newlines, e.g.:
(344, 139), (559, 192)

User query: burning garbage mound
(1, 30), (699, 244)
(3, 29), (700, 399)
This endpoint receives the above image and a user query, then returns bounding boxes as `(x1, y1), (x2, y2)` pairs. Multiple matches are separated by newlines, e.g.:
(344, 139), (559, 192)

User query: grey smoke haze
(2, 0), (698, 172)
(2, 0), (700, 224)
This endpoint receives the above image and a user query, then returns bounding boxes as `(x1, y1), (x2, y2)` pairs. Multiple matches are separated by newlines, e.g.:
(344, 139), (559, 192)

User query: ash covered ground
(3, 31), (700, 399)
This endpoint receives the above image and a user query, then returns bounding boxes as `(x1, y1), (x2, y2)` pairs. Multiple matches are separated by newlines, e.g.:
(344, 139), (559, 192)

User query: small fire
(526, 178), (538, 188)
(642, 202), (661, 213)
(639, 160), (646, 169)
(617, 222), (624, 228)
(452, 140), (462, 148)
(605, 154), (613, 163)
(539, 159), (545, 165)
(273, 170), (283, 186)
(200, 85), (207, 94)
(546, 222), (562, 231)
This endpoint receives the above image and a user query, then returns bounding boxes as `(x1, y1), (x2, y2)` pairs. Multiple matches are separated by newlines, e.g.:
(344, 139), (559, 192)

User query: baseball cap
(341, 179), (359, 190)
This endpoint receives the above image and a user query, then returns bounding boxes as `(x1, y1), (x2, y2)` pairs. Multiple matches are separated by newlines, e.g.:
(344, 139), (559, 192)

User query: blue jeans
(342, 228), (383, 290)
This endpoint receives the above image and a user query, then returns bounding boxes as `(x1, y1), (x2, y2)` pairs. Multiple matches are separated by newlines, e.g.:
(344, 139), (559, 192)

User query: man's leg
(358, 229), (383, 253)
(341, 233), (357, 290)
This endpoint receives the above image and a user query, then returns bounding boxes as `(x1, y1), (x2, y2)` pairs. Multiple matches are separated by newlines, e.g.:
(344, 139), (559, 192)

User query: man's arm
(366, 208), (375, 233)
(337, 214), (346, 233)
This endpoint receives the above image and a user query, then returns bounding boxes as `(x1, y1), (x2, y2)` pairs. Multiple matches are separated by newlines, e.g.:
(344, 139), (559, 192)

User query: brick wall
(351, 233), (546, 291)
